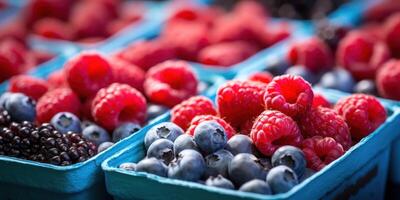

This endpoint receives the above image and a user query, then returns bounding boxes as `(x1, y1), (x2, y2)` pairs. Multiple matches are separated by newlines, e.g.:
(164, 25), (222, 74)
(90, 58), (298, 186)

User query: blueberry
(50, 112), (81, 134)
(147, 139), (174, 164)
(239, 180), (272, 194)
(82, 124), (111, 146)
(97, 142), (114, 153)
(318, 68), (355, 93)
(136, 157), (168, 177)
(264, 55), (290, 76)
(173, 134), (199, 155)
(4, 93), (36, 122)
(225, 134), (255, 155)
(168, 149), (206, 182)
(266, 165), (299, 194)
(353, 80), (378, 96)
(271, 146), (306, 178)
(119, 162), (137, 171)
(112, 122), (141, 142)
(299, 168), (316, 182)
(81, 120), (95, 130)
(144, 122), (183, 150)
(259, 157), (272, 171)
(228, 153), (267, 187)
(204, 149), (233, 178)
(0, 92), (12, 108)
(205, 175), (234, 190)
(285, 65), (318, 84)
(193, 121), (227, 155)
(147, 104), (169, 121)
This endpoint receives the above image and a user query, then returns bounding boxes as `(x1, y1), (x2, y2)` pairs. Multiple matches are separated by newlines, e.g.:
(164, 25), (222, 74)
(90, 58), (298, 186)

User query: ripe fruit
(376, 59), (400, 100)
(147, 139), (174, 164)
(228, 153), (267, 187)
(266, 166), (299, 194)
(4, 93), (36, 123)
(9, 75), (49, 101)
(225, 134), (256, 155)
(82, 124), (111, 146)
(239, 180), (272, 195)
(271, 146), (307, 178)
(50, 112), (81, 134)
(193, 121), (227, 155)
(204, 149), (233, 178)
(205, 175), (235, 190)
(186, 115), (235, 139)
(112, 122), (141, 143)
(173, 134), (199, 155)
(168, 149), (206, 182)
(144, 122), (183, 150)
(136, 157), (168, 177)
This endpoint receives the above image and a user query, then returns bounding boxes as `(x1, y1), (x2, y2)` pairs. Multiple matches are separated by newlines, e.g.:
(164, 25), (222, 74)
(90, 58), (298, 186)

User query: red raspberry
(85, 0), (120, 19)
(33, 18), (76, 40)
(65, 51), (114, 98)
(299, 107), (352, 150)
(312, 93), (331, 108)
(334, 94), (387, 140)
(0, 19), (27, 43)
(31, 50), (54, 65)
(384, 13), (400, 57)
(46, 69), (68, 89)
(302, 136), (344, 171)
(233, 0), (268, 19)
(91, 83), (147, 131)
(288, 37), (333, 73)
(120, 1), (143, 23)
(336, 31), (390, 80)
(81, 97), (94, 121)
(217, 80), (265, 132)
(364, 1), (400, 22)
(197, 41), (257, 67)
(144, 61), (198, 107)
(171, 96), (217, 130)
(111, 58), (145, 92)
(36, 88), (81, 123)
(9, 75), (49, 101)
(115, 39), (176, 71)
(248, 72), (273, 85)
(77, 37), (105, 45)
(376, 59), (400, 100)
(167, 6), (222, 27)
(264, 75), (313, 119)
(186, 115), (236, 139)
(23, 0), (74, 27)
(250, 110), (302, 156)
(106, 20), (132, 36)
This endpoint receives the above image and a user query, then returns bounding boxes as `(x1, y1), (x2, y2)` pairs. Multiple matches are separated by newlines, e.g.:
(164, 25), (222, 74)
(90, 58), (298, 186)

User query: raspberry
(167, 6), (221, 27)
(171, 96), (217, 130)
(288, 37), (333, 73)
(36, 88), (81, 123)
(302, 136), (344, 171)
(384, 13), (400, 57)
(248, 72), (273, 85)
(217, 80), (265, 132)
(46, 69), (68, 89)
(299, 107), (352, 150)
(336, 31), (390, 80)
(32, 50), (54, 65)
(250, 110), (302, 156)
(115, 39), (176, 71)
(233, 0), (268, 19)
(376, 60), (400, 100)
(81, 97), (94, 121)
(312, 93), (331, 108)
(0, 19), (27, 43)
(197, 41), (257, 67)
(364, 1), (400, 22)
(9, 75), (49, 101)
(23, 0), (74, 27)
(65, 51), (114, 98)
(111, 58), (145, 92)
(33, 18), (76, 40)
(334, 94), (387, 140)
(144, 61), (198, 108)
(264, 75), (313, 119)
(91, 83), (147, 131)
(186, 115), (236, 139)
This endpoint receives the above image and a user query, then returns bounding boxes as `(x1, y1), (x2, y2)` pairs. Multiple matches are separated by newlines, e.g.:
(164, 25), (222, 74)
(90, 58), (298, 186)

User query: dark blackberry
(0, 108), (10, 127)
(316, 20), (349, 51)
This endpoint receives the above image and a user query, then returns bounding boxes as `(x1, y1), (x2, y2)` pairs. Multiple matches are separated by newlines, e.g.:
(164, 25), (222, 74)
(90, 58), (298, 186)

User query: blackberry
(0, 108), (11, 127)
(0, 122), (97, 166)
(316, 20), (349, 51)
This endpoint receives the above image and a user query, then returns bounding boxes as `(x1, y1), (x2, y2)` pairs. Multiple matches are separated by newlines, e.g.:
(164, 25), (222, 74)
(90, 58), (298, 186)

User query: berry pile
(119, 75), (387, 195)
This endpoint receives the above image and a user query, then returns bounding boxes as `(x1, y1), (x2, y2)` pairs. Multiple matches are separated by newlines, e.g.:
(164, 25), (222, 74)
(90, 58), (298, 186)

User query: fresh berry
(50, 112), (81, 134)
(111, 58), (145, 92)
(264, 55), (290, 76)
(33, 18), (75, 40)
(250, 110), (302, 156)
(312, 93), (331, 108)
(271, 146), (307, 178)
(318, 68), (355, 93)
(228, 153), (267, 187)
(46, 69), (68, 89)
(24, 0), (74, 26)
(147, 104), (169, 121)
(65, 52), (114, 98)
(248, 72), (273, 85)
(9, 75), (49, 101)
(302, 136), (344, 171)
(4, 93), (36, 123)
(0, 39), (34, 82)
(144, 61), (198, 108)
(171, 96), (217, 130)
(384, 13), (400, 57)
(82, 124), (111, 146)
(316, 21), (349, 50)
(112, 122), (141, 143)
(173, 134), (199, 156)
(36, 88), (81, 123)
(119, 162), (136, 171)
(353, 80), (378, 96)
(225, 134), (256, 155)
(136, 157), (168, 177)
(288, 37), (333, 73)
(0, 108), (11, 127)
(97, 141), (114, 153)
(266, 165), (299, 194)
(239, 180), (272, 195)
(336, 31), (390, 80)
(285, 65), (318, 85)
(91, 83), (147, 131)
(264, 75), (313, 119)
(186, 115), (235, 139)
(193, 121), (227, 155)
(167, 6), (221, 27)
(217, 80), (265, 133)
(144, 122), (183, 150)
(32, 50), (53, 65)
(0, 92), (12, 108)
(147, 139), (174, 164)
(204, 149), (233, 178)
(376, 60), (400, 100)
(168, 149), (206, 182)
(205, 175), (234, 190)
(334, 94), (387, 140)
(233, 0), (268, 19)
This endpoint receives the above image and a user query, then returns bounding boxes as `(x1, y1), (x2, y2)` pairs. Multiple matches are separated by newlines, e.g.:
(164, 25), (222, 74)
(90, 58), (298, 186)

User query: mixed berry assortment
(119, 74), (387, 194)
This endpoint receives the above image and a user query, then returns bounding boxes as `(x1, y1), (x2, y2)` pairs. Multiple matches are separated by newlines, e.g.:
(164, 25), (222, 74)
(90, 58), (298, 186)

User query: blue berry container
(101, 88), (400, 200)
